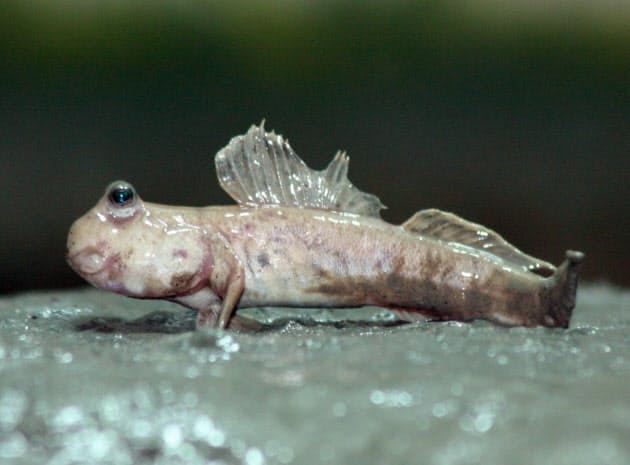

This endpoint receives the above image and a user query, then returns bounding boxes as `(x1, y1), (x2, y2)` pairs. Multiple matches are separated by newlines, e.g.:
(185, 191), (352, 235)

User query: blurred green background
(1, 0), (629, 292)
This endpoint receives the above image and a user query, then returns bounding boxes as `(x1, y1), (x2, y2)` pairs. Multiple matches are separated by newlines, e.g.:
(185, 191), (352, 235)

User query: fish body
(67, 124), (583, 329)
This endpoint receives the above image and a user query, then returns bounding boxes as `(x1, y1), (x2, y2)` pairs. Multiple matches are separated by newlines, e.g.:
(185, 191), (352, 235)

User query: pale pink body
(216, 206), (534, 323)
(67, 124), (583, 329)
(67, 199), (578, 329)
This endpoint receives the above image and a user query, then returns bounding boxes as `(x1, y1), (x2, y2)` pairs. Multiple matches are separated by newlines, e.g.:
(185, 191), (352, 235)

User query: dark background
(1, 1), (629, 293)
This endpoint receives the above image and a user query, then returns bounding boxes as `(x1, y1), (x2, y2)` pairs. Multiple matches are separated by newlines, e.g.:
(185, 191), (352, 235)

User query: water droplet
(194, 417), (227, 449)
(54, 349), (74, 364)
(473, 412), (494, 433)
(87, 430), (115, 460)
(369, 390), (385, 405)
(208, 427), (226, 447)
(217, 334), (240, 353)
(0, 432), (27, 458)
(52, 405), (85, 432)
(245, 447), (265, 465)
(162, 423), (183, 449)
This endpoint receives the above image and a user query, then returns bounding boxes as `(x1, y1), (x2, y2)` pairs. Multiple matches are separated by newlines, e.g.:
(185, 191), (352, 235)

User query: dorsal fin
(402, 209), (555, 275)
(214, 124), (385, 217)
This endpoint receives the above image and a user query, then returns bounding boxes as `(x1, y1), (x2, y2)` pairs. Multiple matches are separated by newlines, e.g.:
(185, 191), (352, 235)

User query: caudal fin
(547, 250), (585, 328)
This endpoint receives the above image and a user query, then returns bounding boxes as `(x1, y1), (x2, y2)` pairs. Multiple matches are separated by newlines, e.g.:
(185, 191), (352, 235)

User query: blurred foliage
(1, 1), (629, 290)
(2, 0), (629, 87)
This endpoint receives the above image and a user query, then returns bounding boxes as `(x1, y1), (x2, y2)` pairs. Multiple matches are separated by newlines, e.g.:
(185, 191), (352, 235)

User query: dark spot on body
(170, 272), (196, 293)
(306, 262), (506, 323)
(312, 263), (327, 279)
(309, 266), (431, 309)
(172, 249), (188, 259)
(257, 252), (270, 267)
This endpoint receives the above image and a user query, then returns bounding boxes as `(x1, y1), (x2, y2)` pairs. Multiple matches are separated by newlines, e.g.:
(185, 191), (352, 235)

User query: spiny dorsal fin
(215, 124), (385, 217)
(402, 209), (555, 275)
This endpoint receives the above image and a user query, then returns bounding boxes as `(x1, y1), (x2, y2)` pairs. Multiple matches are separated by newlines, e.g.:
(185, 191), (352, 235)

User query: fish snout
(68, 246), (107, 275)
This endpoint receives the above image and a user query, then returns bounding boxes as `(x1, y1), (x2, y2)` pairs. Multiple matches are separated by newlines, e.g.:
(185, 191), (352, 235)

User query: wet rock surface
(1, 285), (629, 464)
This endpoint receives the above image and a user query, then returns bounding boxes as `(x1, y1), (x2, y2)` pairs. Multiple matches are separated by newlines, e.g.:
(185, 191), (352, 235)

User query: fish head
(67, 181), (209, 298)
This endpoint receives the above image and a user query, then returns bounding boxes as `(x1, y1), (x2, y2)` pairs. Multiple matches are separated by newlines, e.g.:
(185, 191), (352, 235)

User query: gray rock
(1, 285), (629, 464)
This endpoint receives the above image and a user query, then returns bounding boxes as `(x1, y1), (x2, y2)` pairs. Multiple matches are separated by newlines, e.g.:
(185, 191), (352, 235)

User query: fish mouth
(67, 246), (107, 275)
(67, 246), (120, 278)
(68, 248), (131, 295)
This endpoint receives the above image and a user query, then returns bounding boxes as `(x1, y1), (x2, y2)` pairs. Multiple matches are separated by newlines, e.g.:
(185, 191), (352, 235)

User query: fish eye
(106, 181), (136, 208)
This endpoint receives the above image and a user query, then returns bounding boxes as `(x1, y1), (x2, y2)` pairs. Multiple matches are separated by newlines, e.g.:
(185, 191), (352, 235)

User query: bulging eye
(106, 181), (136, 208)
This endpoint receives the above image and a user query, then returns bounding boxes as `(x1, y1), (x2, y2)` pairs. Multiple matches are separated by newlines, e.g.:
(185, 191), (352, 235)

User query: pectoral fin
(217, 272), (245, 329)
(194, 275), (244, 329)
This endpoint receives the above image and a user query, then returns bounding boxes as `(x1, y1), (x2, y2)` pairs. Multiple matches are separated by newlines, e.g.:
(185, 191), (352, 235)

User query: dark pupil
(110, 187), (133, 206)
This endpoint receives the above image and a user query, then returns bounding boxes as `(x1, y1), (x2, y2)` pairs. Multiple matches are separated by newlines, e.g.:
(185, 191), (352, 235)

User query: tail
(547, 250), (585, 328)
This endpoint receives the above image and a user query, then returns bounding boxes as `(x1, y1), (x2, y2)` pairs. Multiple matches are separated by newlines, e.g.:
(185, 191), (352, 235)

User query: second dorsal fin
(402, 209), (555, 275)
(214, 124), (385, 217)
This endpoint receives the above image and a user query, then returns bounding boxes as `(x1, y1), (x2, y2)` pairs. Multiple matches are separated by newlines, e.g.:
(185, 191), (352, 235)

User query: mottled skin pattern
(67, 189), (579, 330)
(215, 207), (559, 327)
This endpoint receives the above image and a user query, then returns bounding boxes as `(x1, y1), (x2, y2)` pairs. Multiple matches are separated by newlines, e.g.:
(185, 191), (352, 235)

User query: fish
(66, 123), (584, 330)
